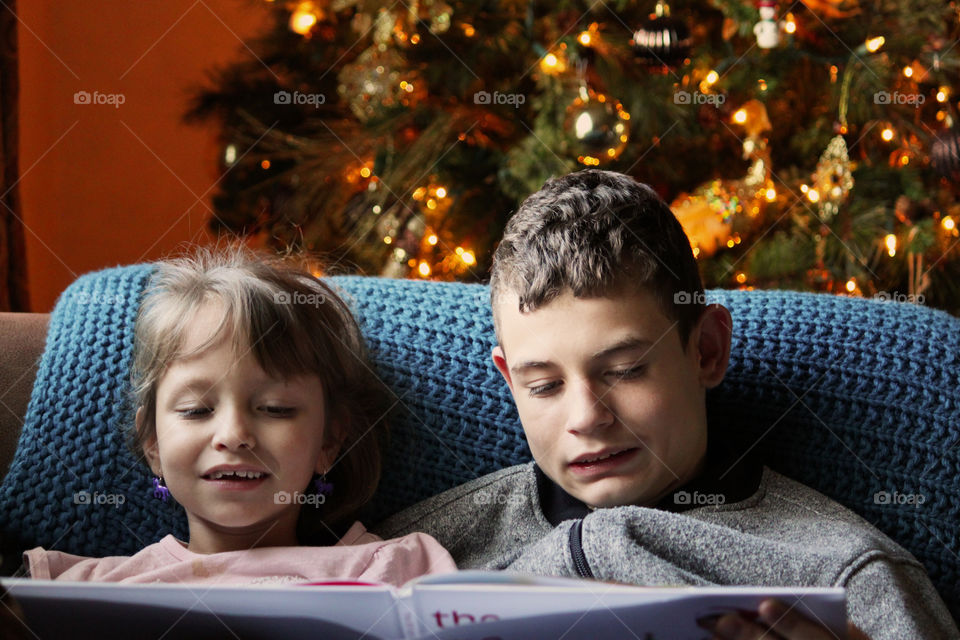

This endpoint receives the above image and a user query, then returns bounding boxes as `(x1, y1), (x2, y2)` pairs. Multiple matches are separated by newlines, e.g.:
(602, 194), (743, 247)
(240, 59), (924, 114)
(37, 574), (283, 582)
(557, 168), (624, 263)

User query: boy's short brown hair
(490, 169), (705, 348)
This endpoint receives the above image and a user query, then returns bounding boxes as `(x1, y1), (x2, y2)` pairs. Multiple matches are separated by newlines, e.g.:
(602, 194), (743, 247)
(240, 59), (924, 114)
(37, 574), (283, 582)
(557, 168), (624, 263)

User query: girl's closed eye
(176, 407), (212, 419)
(259, 405), (297, 418)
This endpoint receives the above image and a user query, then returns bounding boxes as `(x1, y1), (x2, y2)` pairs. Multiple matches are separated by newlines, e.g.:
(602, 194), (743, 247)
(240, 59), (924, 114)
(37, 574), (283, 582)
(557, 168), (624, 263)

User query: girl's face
(140, 302), (338, 553)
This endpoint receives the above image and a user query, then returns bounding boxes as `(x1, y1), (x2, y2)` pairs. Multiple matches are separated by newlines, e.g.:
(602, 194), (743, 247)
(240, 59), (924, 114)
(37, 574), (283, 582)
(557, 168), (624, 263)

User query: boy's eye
(608, 365), (646, 380)
(260, 406), (296, 417)
(528, 381), (561, 397)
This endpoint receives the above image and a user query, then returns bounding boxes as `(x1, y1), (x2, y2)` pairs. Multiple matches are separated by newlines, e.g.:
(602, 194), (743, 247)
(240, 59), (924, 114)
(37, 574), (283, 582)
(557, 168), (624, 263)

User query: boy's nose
(212, 408), (256, 450)
(566, 380), (615, 435)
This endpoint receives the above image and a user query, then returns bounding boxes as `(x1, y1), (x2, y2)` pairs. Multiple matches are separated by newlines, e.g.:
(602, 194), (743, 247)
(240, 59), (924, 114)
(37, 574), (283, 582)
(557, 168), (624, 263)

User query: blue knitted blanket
(1, 266), (957, 620)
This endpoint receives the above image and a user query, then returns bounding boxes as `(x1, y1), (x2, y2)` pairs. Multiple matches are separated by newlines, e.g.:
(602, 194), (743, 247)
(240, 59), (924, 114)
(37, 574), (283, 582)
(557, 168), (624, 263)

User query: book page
(2, 578), (404, 640)
(408, 583), (846, 639)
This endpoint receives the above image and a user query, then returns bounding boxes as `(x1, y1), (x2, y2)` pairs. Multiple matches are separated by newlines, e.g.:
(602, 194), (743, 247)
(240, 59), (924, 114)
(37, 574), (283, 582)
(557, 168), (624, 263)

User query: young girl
(23, 246), (456, 586)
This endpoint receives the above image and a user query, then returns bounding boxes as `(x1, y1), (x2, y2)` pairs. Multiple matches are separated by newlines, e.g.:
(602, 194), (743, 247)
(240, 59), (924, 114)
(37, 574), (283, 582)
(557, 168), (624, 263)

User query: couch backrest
(1, 266), (957, 619)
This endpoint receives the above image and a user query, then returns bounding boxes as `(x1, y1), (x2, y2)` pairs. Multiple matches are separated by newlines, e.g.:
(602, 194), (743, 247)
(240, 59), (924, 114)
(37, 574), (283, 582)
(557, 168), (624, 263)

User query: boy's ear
(491, 345), (514, 391)
(136, 407), (163, 477)
(694, 304), (733, 389)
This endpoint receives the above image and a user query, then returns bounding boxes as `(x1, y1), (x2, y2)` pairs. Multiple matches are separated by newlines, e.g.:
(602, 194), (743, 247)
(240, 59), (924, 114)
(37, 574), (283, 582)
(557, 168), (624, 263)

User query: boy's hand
(698, 598), (871, 640)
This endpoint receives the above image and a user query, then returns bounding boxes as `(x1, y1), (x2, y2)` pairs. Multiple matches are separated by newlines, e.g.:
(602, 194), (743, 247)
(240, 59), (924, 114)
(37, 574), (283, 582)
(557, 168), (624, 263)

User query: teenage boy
(376, 170), (958, 640)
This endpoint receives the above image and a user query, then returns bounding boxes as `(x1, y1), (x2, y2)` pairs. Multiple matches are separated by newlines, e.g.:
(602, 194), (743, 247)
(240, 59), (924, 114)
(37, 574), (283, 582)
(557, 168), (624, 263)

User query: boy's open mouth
(569, 447), (640, 471)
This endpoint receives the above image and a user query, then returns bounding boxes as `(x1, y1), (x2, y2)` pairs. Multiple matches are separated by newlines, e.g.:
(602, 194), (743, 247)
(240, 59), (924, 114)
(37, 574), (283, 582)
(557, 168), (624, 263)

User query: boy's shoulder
(374, 462), (540, 537)
(372, 462), (552, 569)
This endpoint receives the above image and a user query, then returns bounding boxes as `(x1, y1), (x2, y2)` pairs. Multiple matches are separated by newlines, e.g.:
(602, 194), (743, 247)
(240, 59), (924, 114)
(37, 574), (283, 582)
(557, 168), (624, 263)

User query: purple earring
(313, 474), (334, 498)
(152, 476), (171, 502)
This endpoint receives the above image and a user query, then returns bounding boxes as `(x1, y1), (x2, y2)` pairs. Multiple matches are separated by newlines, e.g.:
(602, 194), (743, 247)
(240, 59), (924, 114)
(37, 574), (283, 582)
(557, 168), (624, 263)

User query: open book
(2, 571), (845, 640)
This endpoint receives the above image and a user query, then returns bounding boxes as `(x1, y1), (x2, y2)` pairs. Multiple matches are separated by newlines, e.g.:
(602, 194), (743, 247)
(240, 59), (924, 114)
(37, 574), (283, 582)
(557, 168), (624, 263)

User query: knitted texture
(0, 265), (188, 558)
(1, 268), (957, 620)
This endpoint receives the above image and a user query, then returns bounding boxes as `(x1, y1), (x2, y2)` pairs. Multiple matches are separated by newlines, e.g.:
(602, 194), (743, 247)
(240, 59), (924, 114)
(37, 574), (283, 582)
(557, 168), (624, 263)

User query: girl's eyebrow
(165, 378), (218, 398)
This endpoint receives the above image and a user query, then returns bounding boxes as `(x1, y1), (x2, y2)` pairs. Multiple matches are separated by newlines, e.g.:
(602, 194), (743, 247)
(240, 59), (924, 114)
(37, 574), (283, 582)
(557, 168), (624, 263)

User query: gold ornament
(812, 135), (855, 220)
(671, 184), (735, 257)
(337, 48), (425, 122)
(564, 85), (631, 166)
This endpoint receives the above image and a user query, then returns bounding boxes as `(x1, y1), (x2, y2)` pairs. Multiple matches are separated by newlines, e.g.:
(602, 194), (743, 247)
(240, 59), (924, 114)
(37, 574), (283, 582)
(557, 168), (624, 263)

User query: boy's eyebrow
(510, 360), (555, 376)
(591, 337), (654, 360)
(509, 337), (654, 376)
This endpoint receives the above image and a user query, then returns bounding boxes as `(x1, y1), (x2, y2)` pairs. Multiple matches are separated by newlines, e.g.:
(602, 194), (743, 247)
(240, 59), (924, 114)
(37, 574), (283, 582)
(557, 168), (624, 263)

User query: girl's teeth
(211, 471), (264, 479)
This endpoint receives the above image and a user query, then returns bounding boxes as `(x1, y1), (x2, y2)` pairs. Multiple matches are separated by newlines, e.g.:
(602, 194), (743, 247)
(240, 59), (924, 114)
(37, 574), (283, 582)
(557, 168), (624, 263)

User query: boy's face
(492, 287), (730, 509)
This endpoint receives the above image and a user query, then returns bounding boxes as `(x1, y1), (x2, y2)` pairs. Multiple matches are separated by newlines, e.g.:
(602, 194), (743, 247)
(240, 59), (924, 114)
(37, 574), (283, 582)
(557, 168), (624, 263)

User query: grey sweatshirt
(375, 462), (959, 640)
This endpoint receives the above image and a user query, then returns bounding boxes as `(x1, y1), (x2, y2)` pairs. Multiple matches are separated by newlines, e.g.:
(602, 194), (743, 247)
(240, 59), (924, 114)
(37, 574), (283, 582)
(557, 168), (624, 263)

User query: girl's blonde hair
(130, 245), (388, 536)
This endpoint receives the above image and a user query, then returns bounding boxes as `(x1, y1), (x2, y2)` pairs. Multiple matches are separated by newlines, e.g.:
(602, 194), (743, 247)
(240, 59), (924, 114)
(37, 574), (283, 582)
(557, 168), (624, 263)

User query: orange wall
(18, 1), (271, 311)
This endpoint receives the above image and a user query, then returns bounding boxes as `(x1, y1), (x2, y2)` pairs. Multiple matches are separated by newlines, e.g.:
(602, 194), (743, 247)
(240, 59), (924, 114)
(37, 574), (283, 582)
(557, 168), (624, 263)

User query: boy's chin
(565, 481), (657, 510)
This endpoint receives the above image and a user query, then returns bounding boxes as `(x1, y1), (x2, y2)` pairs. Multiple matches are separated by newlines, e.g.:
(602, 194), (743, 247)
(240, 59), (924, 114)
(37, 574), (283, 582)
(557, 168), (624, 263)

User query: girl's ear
(136, 407), (163, 477)
(315, 416), (344, 474)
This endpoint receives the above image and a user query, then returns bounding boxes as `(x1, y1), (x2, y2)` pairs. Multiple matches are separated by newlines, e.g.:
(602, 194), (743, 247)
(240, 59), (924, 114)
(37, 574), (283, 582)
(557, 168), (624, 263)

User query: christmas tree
(188, 0), (960, 314)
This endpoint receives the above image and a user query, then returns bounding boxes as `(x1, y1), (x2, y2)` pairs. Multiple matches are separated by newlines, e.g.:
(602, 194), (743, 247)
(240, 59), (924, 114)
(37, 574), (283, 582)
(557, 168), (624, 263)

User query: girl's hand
(698, 598), (871, 639)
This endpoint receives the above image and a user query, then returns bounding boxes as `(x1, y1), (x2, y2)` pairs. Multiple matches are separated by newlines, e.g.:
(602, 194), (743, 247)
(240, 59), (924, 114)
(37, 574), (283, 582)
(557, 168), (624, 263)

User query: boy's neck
(535, 437), (762, 525)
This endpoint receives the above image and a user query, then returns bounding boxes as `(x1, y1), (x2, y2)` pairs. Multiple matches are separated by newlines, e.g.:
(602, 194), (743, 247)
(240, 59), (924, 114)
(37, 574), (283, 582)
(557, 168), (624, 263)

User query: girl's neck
(186, 519), (299, 554)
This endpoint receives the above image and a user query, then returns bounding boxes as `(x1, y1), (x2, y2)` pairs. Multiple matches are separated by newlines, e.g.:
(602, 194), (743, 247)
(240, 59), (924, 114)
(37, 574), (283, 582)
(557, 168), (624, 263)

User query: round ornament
(564, 86), (631, 166)
(338, 48), (425, 122)
(632, 1), (691, 68)
(931, 128), (960, 184)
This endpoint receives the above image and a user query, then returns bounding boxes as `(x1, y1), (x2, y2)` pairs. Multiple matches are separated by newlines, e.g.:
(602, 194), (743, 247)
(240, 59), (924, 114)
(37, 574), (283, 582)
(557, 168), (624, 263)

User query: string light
(765, 187), (777, 202)
(845, 278), (857, 293)
(427, 234), (438, 245)
(539, 46), (568, 74)
(735, 272), (747, 284)
(733, 108), (747, 124)
(578, 31), (592, 46)
(807, 188), (820, 203)
(260, 160), (271, 170)
(418, 261), (431, 277)
(943, 216), (956, 231)
(784, 13), (797, 34)
(902, 66), (914, 78)
(937, 86), (950, 103)
(289, 2), (320, 35)
(462, 23), (476, 37)
(461, 250), (476, 265)
(705, 70), (719, 85)
(885, 234), (897, 257)
(880, 127), (895, 142)
(865, 36), (885, 53)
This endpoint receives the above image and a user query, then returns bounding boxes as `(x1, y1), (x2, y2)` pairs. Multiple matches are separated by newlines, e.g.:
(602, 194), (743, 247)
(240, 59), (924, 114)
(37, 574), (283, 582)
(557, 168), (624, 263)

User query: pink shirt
(24, 522), (456, 588)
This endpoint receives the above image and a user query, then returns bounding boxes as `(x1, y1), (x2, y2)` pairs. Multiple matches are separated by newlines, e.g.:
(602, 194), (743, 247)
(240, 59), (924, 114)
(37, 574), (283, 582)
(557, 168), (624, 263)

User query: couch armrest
(0, 313), (48, 483)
